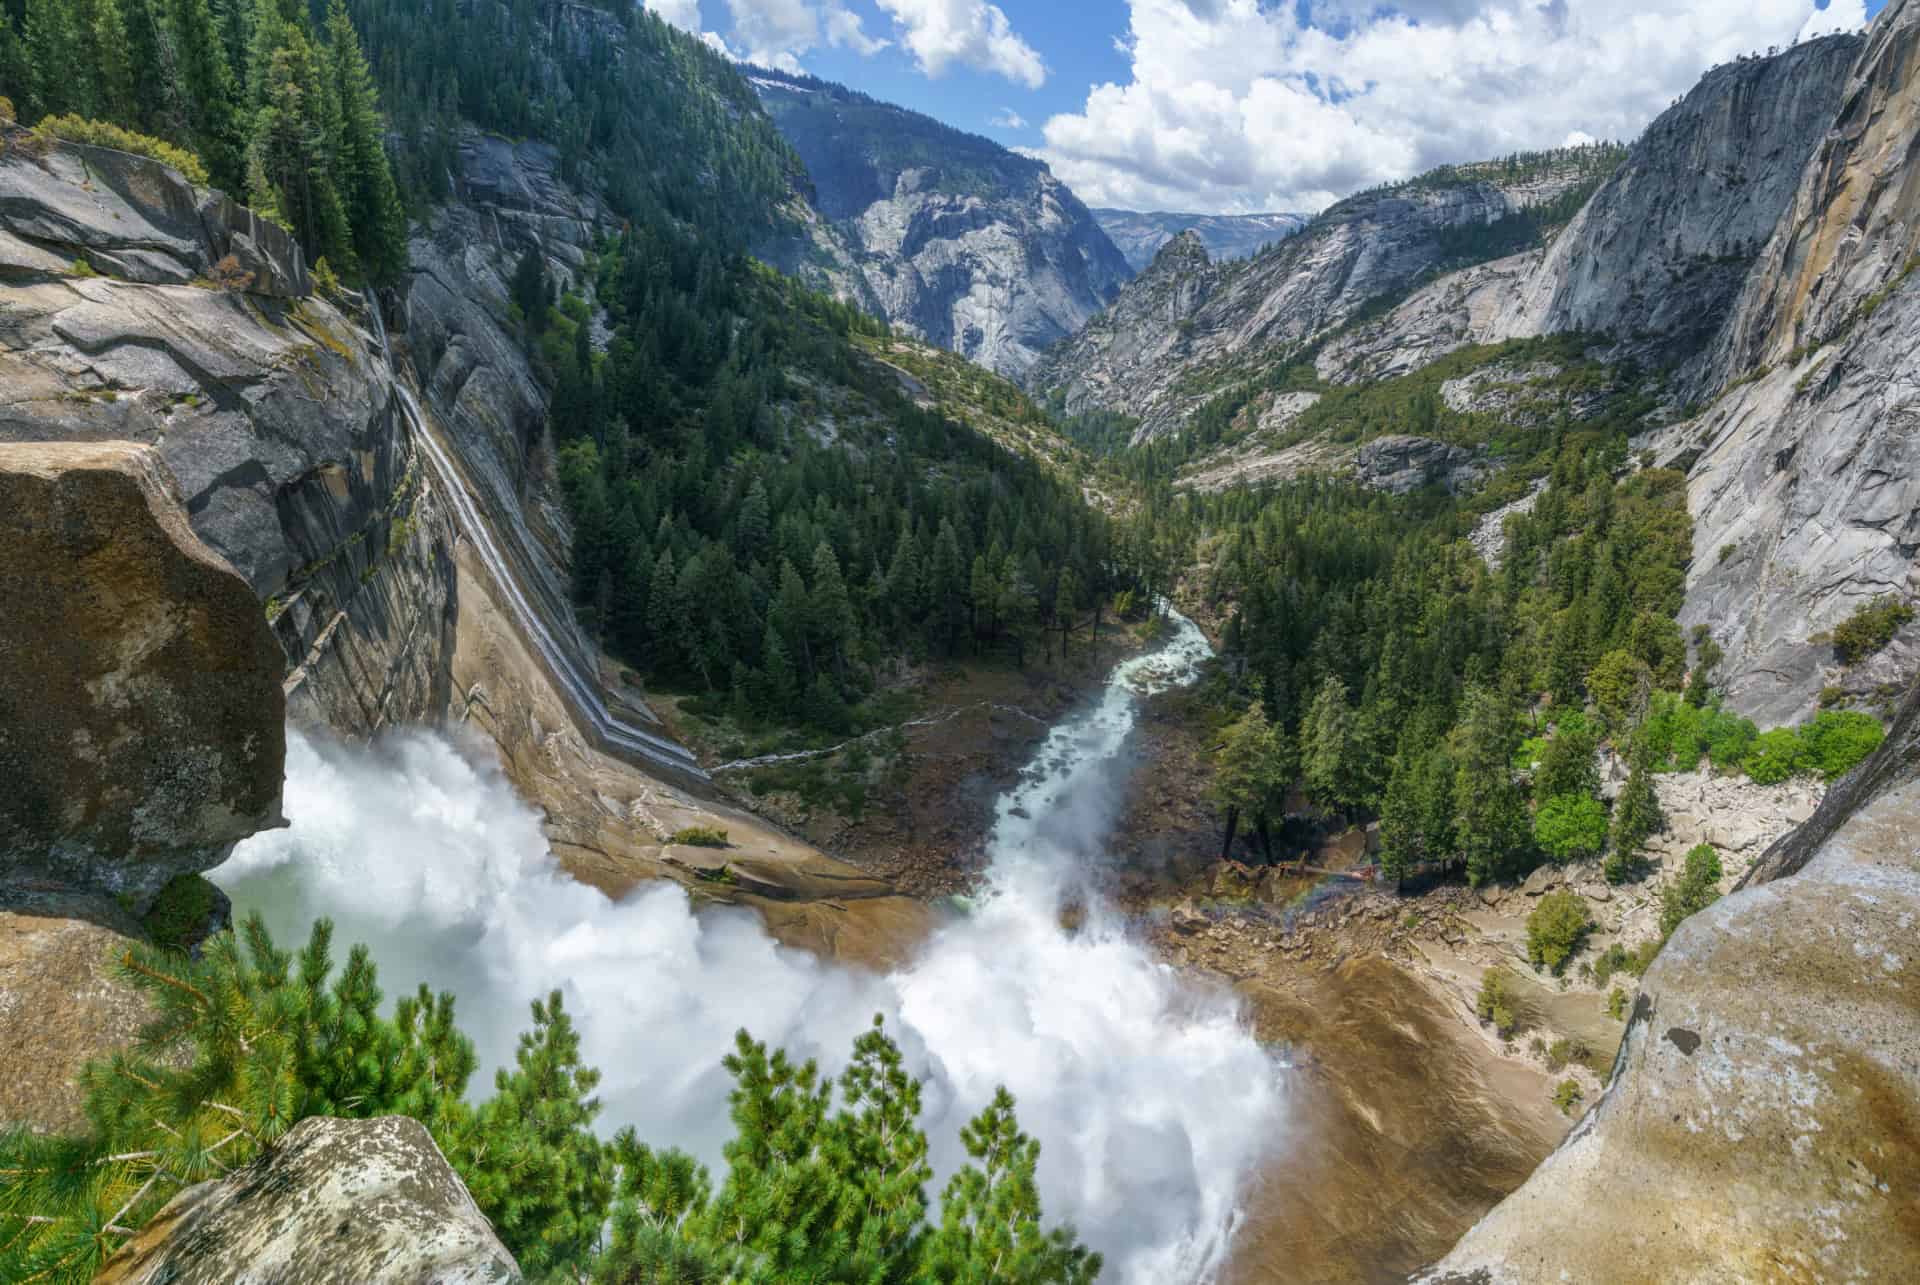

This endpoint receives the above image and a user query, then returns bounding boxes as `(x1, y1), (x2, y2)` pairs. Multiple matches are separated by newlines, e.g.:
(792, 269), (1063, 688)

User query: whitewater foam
(215, 609), (1285, 1281)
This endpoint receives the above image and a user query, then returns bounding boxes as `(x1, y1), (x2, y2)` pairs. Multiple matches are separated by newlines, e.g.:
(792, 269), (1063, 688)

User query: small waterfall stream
(215, 608), (1286, 1281)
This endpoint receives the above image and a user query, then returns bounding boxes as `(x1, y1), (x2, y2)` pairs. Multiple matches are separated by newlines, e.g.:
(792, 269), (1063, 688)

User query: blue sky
(648, 0), (1887, 213)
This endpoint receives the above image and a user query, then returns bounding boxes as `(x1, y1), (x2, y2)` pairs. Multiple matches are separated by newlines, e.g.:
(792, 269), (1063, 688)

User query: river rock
(0, 441), (285, 909)
(96, 1115), (523, 1284)
(1422, 674), (1920, 1283)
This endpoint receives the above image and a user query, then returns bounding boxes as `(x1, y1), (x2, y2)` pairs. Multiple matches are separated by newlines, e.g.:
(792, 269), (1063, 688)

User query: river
(214, 608), (1289, 1282)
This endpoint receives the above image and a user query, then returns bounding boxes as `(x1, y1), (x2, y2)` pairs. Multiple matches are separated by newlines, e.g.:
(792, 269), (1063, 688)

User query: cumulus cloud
(876, 0), (1048, 87)
(991, 107), (1029, 129)
(696, 0), (890, 69)
(645, 0), (705, 31)
(1040, 0), (1870, 214)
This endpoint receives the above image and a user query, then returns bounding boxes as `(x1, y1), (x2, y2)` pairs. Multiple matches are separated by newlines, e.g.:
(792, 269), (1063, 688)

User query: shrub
(0, 95), (14, 123)
(668, 825), (730, 848)
(1701, 705), (1759, 770)
(312, 256), (344, 298)
(1477, 967), (1523, 1038)
(69, 256), (97, 278)
(1553, 1078), (1584, 1115)
(141, 874), (223, 951)
(1659, 844), (1724, 937)
(1742, 727), (1809, 784)
(1527, 889), (1592, 974)
(1797, 709), (1885, 780)
(1533, 793), (1608, 862)
(33, 114), (210, 185)
(1607, 987), (1629, 1021)
(1831, 595), (1914, 665)
(1544, 1036), (1591, 1073)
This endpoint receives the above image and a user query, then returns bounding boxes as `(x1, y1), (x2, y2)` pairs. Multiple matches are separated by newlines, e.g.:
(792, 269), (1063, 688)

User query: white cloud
(827, 4), (892, 55)
(645, 0), (705, 31)
(1039, 0), (1869, 214)
(701, 0), (890, 68)
(875, 0), (1048, 87)
(1799, 0), (1868, 43)
(991, 107), (1029, 129)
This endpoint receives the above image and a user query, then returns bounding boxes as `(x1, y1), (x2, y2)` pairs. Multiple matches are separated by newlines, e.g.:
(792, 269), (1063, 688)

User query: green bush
(33, 114), (210, 185)
(1659, 844), (1724, 937)
(1527, 890), (1592, 974)
(1831, 595), (1914, 665)
(1477, 967), (1523, 1039)
(668, 825), (730, 848)
(141, 874), (223, 951)
(1606, 987), (1629, 1021)
(1742, 727), (1809, 784)
(1797, 709), (1885, 780)
(1553, 1078), (1584, 1115)
(1544, 1036), (1591, 1073)
(1533, 793), (1609, 862)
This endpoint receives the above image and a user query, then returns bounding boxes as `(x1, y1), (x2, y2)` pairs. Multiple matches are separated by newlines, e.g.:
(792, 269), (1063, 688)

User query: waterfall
(215, 609), (1286, 1281)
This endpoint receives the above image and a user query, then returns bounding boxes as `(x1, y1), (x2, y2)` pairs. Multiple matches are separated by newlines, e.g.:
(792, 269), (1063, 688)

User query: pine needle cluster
(2, 919), (1101, 1284)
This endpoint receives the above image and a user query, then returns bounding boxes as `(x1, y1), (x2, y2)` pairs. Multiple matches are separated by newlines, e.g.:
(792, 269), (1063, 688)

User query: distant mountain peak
(1091, 208), (1308, 272)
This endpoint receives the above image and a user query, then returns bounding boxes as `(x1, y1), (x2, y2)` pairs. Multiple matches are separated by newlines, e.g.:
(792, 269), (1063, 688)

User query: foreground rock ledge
(96, 1115), (523, 1284)
(0, 441), (285, 909)
(1421, 678), (1920, 1284)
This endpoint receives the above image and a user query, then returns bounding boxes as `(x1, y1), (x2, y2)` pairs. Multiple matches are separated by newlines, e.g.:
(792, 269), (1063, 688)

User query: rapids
(214, 609), (1286, 1281)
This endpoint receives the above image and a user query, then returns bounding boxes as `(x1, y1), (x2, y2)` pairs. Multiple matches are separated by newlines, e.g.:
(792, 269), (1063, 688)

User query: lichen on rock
(0, 441), (285, 909)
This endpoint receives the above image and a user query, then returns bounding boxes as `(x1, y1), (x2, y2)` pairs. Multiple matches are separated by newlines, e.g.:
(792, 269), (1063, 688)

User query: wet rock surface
(96, 1115), (522, 1284)
(0, 442), (284, 906)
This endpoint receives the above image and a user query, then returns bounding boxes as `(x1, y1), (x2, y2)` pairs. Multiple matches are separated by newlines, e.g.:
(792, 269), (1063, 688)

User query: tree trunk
(1219, 806), (1239, 863)
(1256, 814), (1274, 866)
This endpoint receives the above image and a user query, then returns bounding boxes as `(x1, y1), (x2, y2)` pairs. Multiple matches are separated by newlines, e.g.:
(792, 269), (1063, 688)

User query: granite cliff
(1090, 208), (1307, 273)
(749, 67), (1131, 379)
(1028, 148), (1623, 438)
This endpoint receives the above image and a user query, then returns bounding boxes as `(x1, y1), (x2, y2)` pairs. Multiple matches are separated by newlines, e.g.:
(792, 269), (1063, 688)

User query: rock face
(1494, 37), (1861, 367)
(750, 69), (1131, 378)
(96, 1116), (522, 1284)
(0, 127), (309, 297)
(0, 137), (458, 738)
(1642, 4), (1920, 725)
(1090, 207), (1306, 273)
(1031, 153), (1615, 439)
(0, 890), (153, 1132)
(0, 442), (284, 906)
(1423, 676), (1920, 1284)
(1352, 434), (1486, 496)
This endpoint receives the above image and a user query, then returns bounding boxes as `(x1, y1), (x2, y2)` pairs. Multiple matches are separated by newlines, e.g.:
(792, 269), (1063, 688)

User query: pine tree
(1451, 683), (1534, 885)
(808, 540), (854, 681)
(921, 1088), (1101, 1285)
(323, 0), (406, 283)
(0, 916), (477, 1281)
(1301, 676), (1357, 812)
(453, 991), (610, 1274)
(1607, 737), (1663, 883)
(1210, 702), (1293, 863)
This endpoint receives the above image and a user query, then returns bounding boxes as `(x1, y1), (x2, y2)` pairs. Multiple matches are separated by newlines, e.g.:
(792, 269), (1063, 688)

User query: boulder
(96, 1115), (523, 1284)
(1422, 674), (1920, 1283)
(0, 441), (285, 910)
(0, 889), (152, 1132)
(0, 128), (308, 296)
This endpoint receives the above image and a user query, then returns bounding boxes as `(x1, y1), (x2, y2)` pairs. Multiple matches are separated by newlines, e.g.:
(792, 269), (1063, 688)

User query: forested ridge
(1, 0), (409, 284)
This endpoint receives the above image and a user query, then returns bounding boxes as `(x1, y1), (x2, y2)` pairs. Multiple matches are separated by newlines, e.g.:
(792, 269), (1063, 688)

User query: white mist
(215, 611), (1285, 1282)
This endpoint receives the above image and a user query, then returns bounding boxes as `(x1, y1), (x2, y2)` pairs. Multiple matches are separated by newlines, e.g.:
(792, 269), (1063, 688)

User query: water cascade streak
(360, 283), (701, 781)
(216, 609), (1285, 1282)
